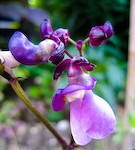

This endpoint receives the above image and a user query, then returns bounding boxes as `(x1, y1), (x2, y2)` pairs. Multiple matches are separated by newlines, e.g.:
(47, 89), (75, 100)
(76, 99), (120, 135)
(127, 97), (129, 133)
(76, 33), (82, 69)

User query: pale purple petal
(52, 89), (66, 111)
(52, 85), (86, 111)
(81, 91), (116, 139)
(62, 84), (93, 94)
(70, 99), (92, 145)
(68, 73), (96, 90)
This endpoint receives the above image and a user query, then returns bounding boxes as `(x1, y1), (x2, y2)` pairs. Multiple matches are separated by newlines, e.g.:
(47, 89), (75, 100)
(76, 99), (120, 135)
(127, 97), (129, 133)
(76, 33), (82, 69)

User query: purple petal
(40, 19), (53, 38)
(81, 91), (116, 139)
(52, 78), (96, 111)
(49, 42), (65, 65)
(72, 56), (95, 71)
(53, 59), (71, 81)
(52, 89), (66, 111)
(68, 73), (96, 90)
(52, 83), (95, 111)
(53, 28), (69, 45)
(9, 31), (43, 65)
(61, 84), (93, 96)
(66, 78), (96, 93)
(89, 26), (105, 47)
(72, 56), (88, 65)
(102, 21), (114, 39)
(89, 21), (114, 47)
(52, 84), (86, 111)
(9, 32), (57, 65)
(83, 63), (95, 71)
(50, 34), (61, 44)
(67, 63), (82, 77)
(75, 40), (83, 51)
(70, 99), (92, 145)
(68, 57), (92, 77)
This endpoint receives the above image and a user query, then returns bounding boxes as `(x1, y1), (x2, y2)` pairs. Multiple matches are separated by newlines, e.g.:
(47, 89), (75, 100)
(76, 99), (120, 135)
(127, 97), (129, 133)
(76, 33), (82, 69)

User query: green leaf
(47, 110), (64, 122)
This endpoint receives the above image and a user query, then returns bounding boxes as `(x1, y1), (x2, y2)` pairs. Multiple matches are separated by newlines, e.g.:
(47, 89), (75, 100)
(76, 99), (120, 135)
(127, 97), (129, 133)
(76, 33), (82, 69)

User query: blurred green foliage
(30, 0), (129, 55)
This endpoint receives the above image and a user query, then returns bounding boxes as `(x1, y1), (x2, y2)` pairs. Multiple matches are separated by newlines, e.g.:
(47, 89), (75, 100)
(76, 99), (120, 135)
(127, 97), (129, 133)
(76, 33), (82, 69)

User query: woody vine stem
(9, 77), (68, 150)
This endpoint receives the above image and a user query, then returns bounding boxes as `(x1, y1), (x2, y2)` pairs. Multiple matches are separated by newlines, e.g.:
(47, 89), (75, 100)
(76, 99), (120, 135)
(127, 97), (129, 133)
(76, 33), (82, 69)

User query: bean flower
(52, 56), (116, 145)
(8, 31), (58, 65)
(89, 21), (114, 47)
(8, 19), (70, 66)
(40, 19), (70, 64)
(3, 19), (116, 148)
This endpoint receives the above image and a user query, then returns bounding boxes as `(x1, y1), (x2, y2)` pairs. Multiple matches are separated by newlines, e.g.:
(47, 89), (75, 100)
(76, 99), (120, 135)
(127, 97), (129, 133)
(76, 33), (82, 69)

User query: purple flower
(39, 19), (70, 64)
(53, 56), (95, 80)
(40, 19), (69, 46)
(8, 31), (58, 65)
(52, 57), (116, 145)
(89, 21), (114, 47)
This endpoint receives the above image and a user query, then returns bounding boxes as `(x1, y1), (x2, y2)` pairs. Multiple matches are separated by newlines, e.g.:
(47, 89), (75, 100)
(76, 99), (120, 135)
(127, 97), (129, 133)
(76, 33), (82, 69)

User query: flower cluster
(52, 56), (116, 145)
(3, 19), (116, 146)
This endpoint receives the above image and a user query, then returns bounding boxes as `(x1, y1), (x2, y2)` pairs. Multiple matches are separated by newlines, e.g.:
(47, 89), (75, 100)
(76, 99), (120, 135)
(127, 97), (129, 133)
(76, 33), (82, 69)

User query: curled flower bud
(40, 19), (53, 38)
(89, 21), (114, 47)
(49, 42), (65, 65)
(53, 28), (69, 45)
(9, 31), (58, 65)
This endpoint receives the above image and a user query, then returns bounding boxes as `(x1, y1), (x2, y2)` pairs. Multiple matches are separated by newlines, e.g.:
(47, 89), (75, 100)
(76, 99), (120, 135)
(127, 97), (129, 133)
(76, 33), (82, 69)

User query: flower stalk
(64, 50), (73, 58)
(9, 77), (68, 150)
(68, 37), (76, 46)
(83, 37), (89, 44)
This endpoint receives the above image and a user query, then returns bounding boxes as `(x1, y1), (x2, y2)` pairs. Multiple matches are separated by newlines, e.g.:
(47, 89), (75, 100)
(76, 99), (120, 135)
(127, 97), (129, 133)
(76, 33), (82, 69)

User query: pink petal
(81, 91), (116, 139)
(70, 99), (92, 145)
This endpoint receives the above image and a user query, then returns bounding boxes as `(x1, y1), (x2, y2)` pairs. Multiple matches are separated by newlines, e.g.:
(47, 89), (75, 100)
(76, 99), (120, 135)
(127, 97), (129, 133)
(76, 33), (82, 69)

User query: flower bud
(0, 51), (20, 69)
(89, 21), (114, 47)
(9, 31), (57, 65)
(49, 42), (65, 65)
(53, 28), (69, 45)
(40, 19), (53, 38)
(75, 40), (83, 51)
